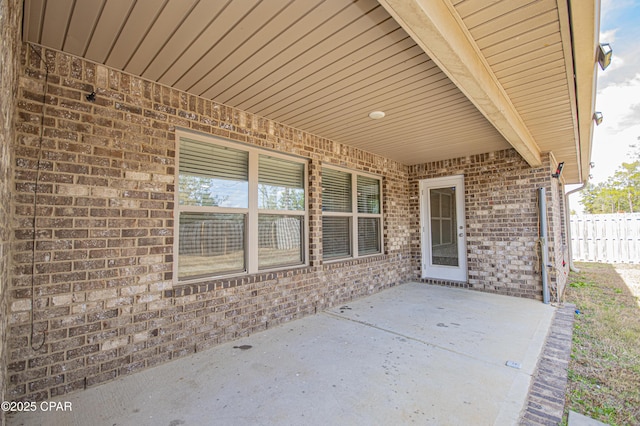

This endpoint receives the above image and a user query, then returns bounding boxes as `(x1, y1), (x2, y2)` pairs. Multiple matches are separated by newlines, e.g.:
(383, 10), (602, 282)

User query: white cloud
(600, 0), (635, 23)
(590, 73), (640, 183)
(597, 2), (640, 86)
(600, 28), (617, 43)
(568, 0), (640, 213)
(596, 73), (640, 133)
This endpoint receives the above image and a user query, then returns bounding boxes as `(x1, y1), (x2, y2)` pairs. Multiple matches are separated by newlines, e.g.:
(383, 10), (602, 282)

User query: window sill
(167, 255), (390, 298)
(167, 265), (313, 298)
(322, 253), (386, 269)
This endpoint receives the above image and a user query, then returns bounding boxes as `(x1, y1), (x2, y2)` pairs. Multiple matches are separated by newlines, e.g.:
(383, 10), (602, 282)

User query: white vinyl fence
(570, 213), (640, 263)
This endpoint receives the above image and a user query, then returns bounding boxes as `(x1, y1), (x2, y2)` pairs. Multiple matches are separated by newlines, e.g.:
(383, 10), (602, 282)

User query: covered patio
(1, 0), (603, 420)
(7, 284), (573, 425)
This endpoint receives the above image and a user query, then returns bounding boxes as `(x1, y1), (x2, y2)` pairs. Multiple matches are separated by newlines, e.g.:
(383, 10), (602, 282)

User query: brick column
(1, 0), (23, 418)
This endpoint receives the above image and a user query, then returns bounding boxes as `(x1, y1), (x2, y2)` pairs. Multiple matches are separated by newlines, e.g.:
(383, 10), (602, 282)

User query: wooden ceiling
(22, 0), (597, 183)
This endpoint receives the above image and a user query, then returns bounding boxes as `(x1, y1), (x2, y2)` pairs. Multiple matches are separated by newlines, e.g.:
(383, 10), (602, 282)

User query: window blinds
(358, 217), (380, 255)
(259, 155), (304, 188)
(322, 216), (351, 259)
(322, 168), (351, 212)
(180, 138), (248, 181)
(258, 155), (305, 211)
(357, 175), (380, 214)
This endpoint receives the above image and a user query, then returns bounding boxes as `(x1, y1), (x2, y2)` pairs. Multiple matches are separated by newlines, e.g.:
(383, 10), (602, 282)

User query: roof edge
(568, 0), (601, 184)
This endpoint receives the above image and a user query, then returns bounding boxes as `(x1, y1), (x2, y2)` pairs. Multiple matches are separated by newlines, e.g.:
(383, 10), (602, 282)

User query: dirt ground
(613, 263), (640, 306)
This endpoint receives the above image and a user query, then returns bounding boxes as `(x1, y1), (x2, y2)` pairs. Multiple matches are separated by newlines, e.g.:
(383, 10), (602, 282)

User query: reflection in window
(258, 155), (305, 211)
(258, 214), (303, 268)
(179, 139), (248, 208)
(178, 212), (245, 279)
(177, 136), (307, 280)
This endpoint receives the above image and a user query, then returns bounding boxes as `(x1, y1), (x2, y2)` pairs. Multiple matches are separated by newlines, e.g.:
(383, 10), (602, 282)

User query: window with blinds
(357, 175), (380, 214)
(358, 217), (380, 255)
(357, 175), (381, 255)
(179, 138), (248, 208)
(322, 168), (351, 212)
(176, 133), (307, 281)
(178, 212), (246, 278)
(322, 216), (351, 260)
(258, 155), (305, 268)
(258, 155), (305, 211)
(322, 167), (382, 260)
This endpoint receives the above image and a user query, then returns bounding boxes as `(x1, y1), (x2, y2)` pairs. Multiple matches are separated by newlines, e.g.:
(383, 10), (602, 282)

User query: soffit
(450, 0), (584, 182)
(22, 0), (587, 181)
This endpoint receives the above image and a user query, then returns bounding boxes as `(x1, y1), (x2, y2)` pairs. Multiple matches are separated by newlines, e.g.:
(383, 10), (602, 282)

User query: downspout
(565, 184), (586, 272)
(538, 188), (550, 304)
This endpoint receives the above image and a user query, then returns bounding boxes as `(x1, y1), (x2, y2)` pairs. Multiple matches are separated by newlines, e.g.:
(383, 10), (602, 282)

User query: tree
(178, 175), (230, 206)
(258, 184), (304, 210)
(581, 146), (640, 213)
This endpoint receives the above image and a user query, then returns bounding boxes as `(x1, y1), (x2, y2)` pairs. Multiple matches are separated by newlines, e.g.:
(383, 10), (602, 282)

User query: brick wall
(1, 0), (22, 418)
(9, 44), (412, 401)
(408, 149), (570, 299)
(8, 42), (571, 402)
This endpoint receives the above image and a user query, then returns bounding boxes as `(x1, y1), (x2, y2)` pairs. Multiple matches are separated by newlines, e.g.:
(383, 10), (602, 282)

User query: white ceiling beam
(377, 0), (542, 167)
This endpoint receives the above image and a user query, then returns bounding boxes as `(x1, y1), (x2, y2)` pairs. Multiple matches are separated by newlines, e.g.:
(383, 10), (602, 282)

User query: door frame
(419, 175), (467, 282)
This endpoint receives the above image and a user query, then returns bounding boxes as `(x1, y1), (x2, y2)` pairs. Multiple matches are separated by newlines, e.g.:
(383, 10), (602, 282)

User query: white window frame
(174, 130), (309, 283)
(321, 165), (383, 261)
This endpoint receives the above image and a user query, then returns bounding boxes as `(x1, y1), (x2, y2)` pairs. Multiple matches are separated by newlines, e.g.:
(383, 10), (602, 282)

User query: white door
(420, 175), (467, 282)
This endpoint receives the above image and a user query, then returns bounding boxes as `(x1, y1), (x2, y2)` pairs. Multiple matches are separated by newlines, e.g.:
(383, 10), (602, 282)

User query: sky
(568, 0), (640, 211)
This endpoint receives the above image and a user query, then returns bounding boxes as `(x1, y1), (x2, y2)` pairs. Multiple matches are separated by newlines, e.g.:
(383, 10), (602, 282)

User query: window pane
(179, 138), (248, 207)
(357, 176), (380, 214)
(431, 218), (441, 245)
(441, 192), (452, 217)
(258, 214), (303, 268)
(358, 217), (381, 255)
(431, 192), (440, 217)
(430, 187), (458, 266)
(322, 216), (351, 259)
(258, 155), (305, 211)
(178, 212), (245, 279)
(322, 168), (351, 212)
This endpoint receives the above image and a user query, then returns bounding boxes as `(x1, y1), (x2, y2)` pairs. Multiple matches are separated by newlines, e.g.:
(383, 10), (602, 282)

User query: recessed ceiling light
(368, 111), (385, 120)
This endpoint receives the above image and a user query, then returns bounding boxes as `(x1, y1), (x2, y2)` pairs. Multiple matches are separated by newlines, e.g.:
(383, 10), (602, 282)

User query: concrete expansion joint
(321, 310), (522, 371)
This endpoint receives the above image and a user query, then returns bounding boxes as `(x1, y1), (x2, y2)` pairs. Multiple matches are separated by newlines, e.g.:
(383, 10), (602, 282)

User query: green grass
(563, 263), (640, 426)
(570, 280), (595, 289)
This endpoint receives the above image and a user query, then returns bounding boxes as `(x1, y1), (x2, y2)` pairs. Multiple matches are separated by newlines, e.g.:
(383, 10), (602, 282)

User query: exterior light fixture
(368, 111), (385, 120)
(598, 43), (612, 70)
(552, 162), (565, 178)
(593, 111), (603, 125)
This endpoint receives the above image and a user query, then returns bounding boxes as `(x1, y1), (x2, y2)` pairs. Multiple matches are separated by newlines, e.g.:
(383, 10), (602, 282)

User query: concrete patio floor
(8, 283), (558, 426)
